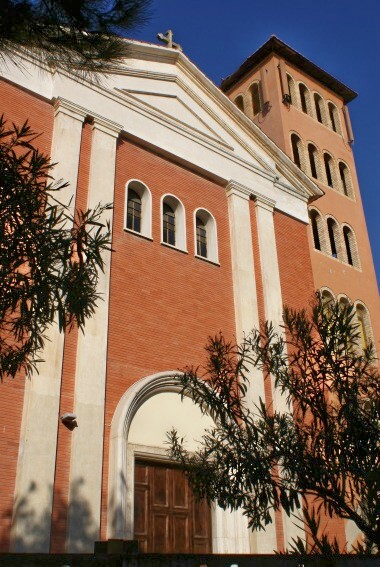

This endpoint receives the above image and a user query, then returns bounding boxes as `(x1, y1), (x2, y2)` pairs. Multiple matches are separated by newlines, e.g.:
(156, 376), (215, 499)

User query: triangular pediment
(118, 88), (231, 148)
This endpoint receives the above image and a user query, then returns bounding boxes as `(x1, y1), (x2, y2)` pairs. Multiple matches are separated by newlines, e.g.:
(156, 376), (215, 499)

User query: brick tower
(221, 36), (380, 351)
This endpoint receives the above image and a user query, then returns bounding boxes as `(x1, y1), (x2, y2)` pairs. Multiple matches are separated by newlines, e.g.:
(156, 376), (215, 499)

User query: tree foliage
(0, 116), (112, 379)
(168, 296), (380, 552)
(0, 0), (151, 77)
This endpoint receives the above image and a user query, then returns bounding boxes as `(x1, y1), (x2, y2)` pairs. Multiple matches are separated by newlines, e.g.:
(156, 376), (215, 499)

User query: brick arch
(342, 223), (361, 269)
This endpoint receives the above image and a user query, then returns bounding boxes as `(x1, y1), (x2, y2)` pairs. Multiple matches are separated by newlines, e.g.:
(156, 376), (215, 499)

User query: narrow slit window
(308, 144), (318, 179)
(291, 134), (302, 169)
(251, 83), (261, 115)
(343, 226), (353, 266)
(328, 103), (338, 132)
(339, 163), (351, 197)
(324, 154), (334, 188)
(163, 203), (176, 246)
(127, 189), (142, 233)
(314, 93), (324, 123)
(299, 84), (309, 114)
(327, 218), (338, 258)
(310, 210), (321, 251)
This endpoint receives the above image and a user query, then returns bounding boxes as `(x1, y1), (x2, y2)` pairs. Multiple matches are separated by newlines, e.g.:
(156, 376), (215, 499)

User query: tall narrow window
(127, 189), (142, 233)
(235, 95), (244, 112)
(339, 162), (352, 197)
(356, 304), (371, 350)
(314, 93), (325, 124)
(299, 84), (310, 114)
(328, 102), (340, 133)
(309, 210), (322, 251)
(287, 74), (296, 106)
(324, 154), (334, 188)
(308, 144), (319, 179)
(291, 134), (302, 169)
(163, 203), (175, 246)
(251, 83), (261, 115)
(327, 218), (338, 258)
(343, 226), (353, 266)
(196, 217), (207, 258)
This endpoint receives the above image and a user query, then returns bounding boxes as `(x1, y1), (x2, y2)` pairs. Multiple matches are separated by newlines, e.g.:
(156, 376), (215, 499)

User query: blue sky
(131, 0), (379, 288)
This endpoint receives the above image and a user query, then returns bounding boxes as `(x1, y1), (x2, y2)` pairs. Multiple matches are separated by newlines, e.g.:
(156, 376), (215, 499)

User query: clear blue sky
(131, 0), (380, 288)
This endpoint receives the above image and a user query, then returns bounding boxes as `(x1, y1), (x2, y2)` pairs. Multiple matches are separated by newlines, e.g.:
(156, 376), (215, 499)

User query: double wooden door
(134, 460), (212, 553)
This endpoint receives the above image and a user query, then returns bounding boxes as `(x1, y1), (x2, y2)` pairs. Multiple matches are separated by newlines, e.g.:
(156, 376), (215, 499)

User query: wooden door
(134, 460), (212, 553)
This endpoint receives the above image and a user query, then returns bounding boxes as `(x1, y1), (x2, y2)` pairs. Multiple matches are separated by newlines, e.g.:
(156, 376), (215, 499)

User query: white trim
(160, 193), (187, 252)
(124, 179), (152, 239)
(193, 207), (219, 264)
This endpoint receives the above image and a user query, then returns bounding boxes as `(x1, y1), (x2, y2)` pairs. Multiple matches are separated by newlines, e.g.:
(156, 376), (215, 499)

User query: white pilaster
(66, 117), (121, 552)
(10, 99), (85, 552)
(226, 180), (277, 553)
(254, 191), (305, 549)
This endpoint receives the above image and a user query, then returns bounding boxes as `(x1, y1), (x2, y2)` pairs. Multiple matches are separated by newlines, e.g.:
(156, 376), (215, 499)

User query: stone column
(10, 99), (86, 552)
(224, 180), (277, 553)
(254, 192), (305, 549)
(66, 116), (122, 552)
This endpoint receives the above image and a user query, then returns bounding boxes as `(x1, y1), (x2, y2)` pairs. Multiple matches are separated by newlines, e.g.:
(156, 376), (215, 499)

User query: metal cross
(157, 29), (183, 52)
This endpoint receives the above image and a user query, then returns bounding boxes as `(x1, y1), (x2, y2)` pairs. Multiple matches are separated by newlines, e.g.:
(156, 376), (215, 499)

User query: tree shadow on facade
(2, 478), (98, 553)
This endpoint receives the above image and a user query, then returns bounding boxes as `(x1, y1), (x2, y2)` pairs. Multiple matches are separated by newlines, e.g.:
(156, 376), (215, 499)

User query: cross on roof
(157, 30), (183, 52)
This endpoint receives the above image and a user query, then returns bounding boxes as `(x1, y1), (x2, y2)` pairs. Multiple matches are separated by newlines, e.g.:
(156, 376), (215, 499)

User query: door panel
(134, 461), (212, 553)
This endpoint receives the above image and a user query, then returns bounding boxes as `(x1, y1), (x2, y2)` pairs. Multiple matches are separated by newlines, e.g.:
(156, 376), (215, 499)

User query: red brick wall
(99, 138), (237, 537)
(0, 79), (54, 551)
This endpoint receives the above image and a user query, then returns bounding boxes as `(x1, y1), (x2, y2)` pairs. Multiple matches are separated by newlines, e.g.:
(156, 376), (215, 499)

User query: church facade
(0, 36), (377, 554)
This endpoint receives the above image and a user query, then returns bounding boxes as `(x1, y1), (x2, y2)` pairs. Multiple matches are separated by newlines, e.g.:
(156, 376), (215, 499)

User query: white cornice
(53, 97), (86, 122)
(226, 180), (277, 211)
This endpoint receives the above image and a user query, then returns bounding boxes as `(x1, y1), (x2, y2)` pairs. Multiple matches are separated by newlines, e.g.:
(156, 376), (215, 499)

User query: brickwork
(99, 137), (237, 538)
(0, 79), (54, 551)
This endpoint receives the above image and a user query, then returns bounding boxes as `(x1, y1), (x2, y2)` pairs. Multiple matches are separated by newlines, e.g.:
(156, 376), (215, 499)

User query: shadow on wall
(1, 478), (98, 552)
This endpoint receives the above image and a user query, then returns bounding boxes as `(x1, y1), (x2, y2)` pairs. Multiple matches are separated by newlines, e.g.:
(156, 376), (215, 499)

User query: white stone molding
(107, 371), (250, 553)
(66, 118), (120, 552)
(10, 103), (85, 552)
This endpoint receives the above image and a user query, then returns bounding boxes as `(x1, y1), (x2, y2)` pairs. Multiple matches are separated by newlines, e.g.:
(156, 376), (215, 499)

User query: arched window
(291, 133), (304, 169)
(355, 303), (372, 350)
(314, 93), (326, 125)
(308, 143), (319, 179)
(327, 217), (341, 259)
(309, 209), (324, 251)
(161, 195), (186, 251)
(299, 84), (311, 115)
(194, 209), (218, 263)
(323, 153), (334, 188)
(320, 288), (335, 308)
(235, 95), (244, 112)
(251, 83), (261, 115)
(163, 203), (175, 246)
(287, 74), (297, 106)
(343, 225), (360, 268)
(125, 180), (152, 238)
(328, 102), (341, 134)
(338, 162), (353, 198)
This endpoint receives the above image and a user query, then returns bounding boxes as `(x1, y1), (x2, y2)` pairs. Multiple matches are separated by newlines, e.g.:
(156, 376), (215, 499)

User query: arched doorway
(107, 372), (251, 554)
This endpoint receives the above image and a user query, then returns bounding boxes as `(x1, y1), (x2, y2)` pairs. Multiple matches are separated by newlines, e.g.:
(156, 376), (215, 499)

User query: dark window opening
(310, 212), (321, 251)
(252, 83), (261, 115)
(299, 84), (308, 114)
(163, 203), (175, 246)
(196, 218), (207, 258)
(327, 219), (337, 258)
(291, 134), (301, 168)
(314, 94), (323, 123)
(127, 189), (142, 233)
(308, 145), (318, 179)
(339, 163), (349, 196)
(329, 103), (337, 132)
(324, 154), (333, 188)
(343, 227), (353, 266)
(235, 96), (244, 112)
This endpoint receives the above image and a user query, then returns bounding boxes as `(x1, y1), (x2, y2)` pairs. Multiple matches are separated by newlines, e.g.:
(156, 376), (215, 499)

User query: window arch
(194, 208), (218, 263)
(234, 95), (245, 112)
(250, 82), (262, 115)
(355, 303), (373, 350)
(161, 194), (186, 251)
(314, 93), (326, 125)
(323, 153), (335, 188)
(320, 288), (335, 307)
(291, 133), (305, 170)
(125, 180), (152, 238)
(342, 225), (360, 269)
(299, 83), (312, 115)
(326, 217), (342, 260)
(338, 162), (353, 198)
(307, 143), (321, 179)
(309, 208), (325, 252)
(327, 102), (341, 134)
(287, 74), (297, 106)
